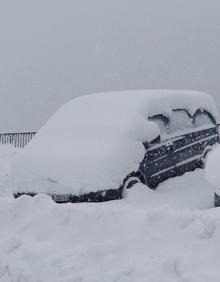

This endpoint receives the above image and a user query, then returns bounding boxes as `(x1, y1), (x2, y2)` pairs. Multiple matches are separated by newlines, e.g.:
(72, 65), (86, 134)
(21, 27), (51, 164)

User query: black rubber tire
(122, 172), (145, 197)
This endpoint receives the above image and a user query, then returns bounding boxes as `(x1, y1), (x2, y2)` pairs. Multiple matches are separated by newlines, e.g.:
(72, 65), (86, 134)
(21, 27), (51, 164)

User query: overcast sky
(1, 0), (220, 131)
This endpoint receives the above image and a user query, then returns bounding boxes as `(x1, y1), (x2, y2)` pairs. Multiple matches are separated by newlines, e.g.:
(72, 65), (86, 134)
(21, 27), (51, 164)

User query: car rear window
(193, 110), (214, 127)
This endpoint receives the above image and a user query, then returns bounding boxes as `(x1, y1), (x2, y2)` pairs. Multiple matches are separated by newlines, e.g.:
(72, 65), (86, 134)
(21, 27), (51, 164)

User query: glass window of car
(148, 115), (169, 137)
(193, 110), (215, 128)
(167, 110), (193, 134)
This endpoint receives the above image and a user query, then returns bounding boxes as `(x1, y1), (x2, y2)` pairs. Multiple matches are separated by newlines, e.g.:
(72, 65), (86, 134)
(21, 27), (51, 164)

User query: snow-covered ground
(0, 145), (20, 197)
(206, 144), (220, 194)
(0, 144), (220, 281)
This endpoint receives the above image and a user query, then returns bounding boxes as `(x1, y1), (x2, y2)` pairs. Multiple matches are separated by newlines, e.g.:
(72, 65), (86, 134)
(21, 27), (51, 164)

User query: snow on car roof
(12, 90), (217, 195)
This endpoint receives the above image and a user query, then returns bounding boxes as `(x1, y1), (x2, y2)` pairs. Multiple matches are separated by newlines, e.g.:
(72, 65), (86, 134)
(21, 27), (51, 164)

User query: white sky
(1, 0), (220, 131)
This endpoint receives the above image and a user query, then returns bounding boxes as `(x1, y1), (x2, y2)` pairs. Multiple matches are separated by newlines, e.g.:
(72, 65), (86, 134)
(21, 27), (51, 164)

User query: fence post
(0, 132), (37, 148)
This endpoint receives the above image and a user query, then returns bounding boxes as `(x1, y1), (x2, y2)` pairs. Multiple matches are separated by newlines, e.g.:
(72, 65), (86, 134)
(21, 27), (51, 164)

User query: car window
(148, 115), (168, 136)
(168, 110), (193, 134)
(193, 111), (214, 127)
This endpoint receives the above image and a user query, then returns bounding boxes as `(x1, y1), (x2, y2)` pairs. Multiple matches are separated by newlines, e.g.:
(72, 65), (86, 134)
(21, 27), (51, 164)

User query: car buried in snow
(12, 90), (219, 203)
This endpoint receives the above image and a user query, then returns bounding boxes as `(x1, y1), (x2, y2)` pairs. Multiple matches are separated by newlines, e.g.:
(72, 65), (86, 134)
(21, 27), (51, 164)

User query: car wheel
(122, 172), (145, 197)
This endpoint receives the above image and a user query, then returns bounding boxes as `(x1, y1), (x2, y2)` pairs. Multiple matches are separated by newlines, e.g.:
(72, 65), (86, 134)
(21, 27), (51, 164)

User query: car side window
(167, 110), (193, 134)
(148, 115), (169, 137)
(193, 110), (215, 127)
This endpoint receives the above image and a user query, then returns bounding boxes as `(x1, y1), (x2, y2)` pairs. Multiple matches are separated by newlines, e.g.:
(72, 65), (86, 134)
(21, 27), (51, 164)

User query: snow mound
(124, 169), (214, 210)
(0, 143), (217, 281)
(205, 144), (220, 193)
(12, 90), (216, 195)
(0, 194), (219, 282)
(0, 144), (20, 197)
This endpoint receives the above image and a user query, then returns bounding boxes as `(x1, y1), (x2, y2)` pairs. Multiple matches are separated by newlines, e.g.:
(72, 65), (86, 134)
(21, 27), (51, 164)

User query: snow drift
(12, 90), (217, 195)
(205, 144), (220, 193)
(0, 143), (217, 281)
(0, 193), (219, 282)
(0, 145), (20, 197)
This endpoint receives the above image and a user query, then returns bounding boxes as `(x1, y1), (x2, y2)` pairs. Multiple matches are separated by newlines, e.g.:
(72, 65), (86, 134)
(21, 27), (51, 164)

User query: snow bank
(0, 143), (217, 281)
(12, 90), (216, 195)
(205, 144), (220, 193)
(125, 169), (214, 210)
(0, 194), (219, 282)
(0, 144), (20, 197)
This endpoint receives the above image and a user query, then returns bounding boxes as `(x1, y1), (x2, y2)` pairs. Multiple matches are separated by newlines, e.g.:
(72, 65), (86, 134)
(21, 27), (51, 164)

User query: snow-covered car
(205, 144), (220, 207)
(12, 90), (219, 203)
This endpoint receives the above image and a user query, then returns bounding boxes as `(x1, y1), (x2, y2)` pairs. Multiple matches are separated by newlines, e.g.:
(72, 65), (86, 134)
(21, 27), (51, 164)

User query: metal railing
(0, 132), (37, 148)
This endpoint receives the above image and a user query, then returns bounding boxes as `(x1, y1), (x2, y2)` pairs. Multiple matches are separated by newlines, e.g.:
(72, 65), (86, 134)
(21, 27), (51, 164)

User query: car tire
(122, 172), (145, 197)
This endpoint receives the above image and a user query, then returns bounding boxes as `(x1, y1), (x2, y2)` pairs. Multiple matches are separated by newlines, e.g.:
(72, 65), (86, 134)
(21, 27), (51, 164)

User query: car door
(172, 110), (219, 176)
(166, 110), (200, 177)
(140, 114), (176, 189)
(140, 109), (219, 189)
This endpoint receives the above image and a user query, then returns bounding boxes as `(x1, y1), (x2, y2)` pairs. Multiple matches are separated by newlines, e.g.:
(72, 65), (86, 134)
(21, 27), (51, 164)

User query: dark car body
(140, 109), (219, 189)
